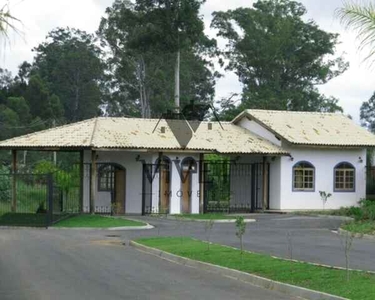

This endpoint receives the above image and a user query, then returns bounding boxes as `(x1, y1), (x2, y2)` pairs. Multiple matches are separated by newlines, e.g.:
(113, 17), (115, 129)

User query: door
(160, 167), (170, 213)
(115, 169), (126, 214)
(181, 170), (191, 214)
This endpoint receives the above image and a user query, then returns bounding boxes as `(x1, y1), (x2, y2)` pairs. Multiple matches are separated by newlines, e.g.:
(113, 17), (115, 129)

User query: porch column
(262, 156), (269, 211)
(11, 150), (17, 212)
(90, 150), (97, 214)
(158, 152), (162, 213)
(79, 150), (84, 213)
(199, 153), (204, 214)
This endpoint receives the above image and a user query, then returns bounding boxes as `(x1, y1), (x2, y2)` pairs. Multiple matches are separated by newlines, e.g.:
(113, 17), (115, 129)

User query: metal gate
(0, 167), (81, 227)
(203, 161), (268, 213)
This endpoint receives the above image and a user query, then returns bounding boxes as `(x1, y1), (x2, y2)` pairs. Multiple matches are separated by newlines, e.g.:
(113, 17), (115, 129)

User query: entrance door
(115, 169), (126, 214)
(160, 166), (170, 213)
(181, 170), (191, 213)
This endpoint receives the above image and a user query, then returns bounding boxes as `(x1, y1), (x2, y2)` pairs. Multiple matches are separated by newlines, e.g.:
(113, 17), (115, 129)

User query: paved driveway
(125, 214), (375, 272)
(0, 228), (293, 300)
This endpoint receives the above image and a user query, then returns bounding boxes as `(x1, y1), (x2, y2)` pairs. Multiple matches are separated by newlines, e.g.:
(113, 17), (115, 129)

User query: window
(334, 162), (355, 192)
(98, 165), (114, 191)
(293, 161), (315, 191)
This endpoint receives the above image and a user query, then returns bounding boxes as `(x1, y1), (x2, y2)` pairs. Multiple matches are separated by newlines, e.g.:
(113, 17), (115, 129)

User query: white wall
(237, 117), (282, 146)
(83, 150), (200, 214)
(279, 145), (366, 210)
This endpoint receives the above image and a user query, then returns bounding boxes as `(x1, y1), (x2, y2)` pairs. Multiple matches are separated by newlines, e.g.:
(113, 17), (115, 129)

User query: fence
(0, 166), (81, 227)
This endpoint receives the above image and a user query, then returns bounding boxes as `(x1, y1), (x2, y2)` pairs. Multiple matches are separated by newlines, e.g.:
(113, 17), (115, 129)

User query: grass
(171, 213), (237, 220)
(136, 237), (375, 300)
(342, 221), (375, 235)
(53, 214), (146, 228)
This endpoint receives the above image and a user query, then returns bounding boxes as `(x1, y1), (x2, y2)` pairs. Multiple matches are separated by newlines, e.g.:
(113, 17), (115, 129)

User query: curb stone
(130, 241), (348, 300)
(338, 228), (375, 241)
(165, 216), (256, 223)
(48, 224), (154, 230)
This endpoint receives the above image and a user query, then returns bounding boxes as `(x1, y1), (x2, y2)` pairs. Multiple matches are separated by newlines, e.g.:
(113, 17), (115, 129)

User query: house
(0, 109), (374, 214)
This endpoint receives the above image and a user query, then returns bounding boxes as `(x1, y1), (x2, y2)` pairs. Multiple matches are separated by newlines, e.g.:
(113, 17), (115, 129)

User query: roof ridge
(89, 117), (100, 147)
(247, 109), (343, 116)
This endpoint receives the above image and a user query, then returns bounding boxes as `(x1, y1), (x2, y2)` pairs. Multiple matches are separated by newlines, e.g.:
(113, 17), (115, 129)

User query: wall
(279, 145), (367, 210)
(237, 117), (282, 146)
(83, 150), (200, 214)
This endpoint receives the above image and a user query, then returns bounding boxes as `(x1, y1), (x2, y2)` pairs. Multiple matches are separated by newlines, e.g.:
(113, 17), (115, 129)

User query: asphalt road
(0, 228), (293, 300)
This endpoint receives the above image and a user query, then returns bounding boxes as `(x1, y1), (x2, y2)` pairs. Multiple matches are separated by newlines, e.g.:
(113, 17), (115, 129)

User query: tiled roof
(0, 117), (287, 155)
(233, 109), (375, 147)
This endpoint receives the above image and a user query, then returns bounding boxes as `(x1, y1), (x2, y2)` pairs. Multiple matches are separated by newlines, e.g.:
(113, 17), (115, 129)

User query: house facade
(0, 109), (374, 214)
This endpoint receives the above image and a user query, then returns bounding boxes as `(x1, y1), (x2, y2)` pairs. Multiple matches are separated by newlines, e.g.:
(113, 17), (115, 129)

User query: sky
(1, 0), (374, 123)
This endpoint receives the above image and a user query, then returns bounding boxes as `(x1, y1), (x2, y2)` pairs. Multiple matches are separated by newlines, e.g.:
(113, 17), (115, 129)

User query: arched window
(98, 165), (115, 191)
(293, 161), (315, 191)
(334, 162), (355, 192)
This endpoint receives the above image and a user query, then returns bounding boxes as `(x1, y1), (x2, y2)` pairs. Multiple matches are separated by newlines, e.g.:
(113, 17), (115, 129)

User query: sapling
(319, 191), (332, 210)
(286, 231), (293, 260)
(235, 216), (246, 255)
(339, 230), (355, 282)
(204, 218), (215, 251)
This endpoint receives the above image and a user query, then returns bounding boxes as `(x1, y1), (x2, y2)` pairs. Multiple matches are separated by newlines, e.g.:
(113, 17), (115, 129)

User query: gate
(0, 167), (81, 227)
(203, 161), (268, 213)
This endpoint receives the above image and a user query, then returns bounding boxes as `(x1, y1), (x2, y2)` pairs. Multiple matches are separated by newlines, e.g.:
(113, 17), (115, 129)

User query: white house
(1, 109), (374, 214)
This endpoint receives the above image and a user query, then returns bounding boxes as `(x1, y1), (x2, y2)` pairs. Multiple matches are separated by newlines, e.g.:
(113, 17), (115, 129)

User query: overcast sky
(1, 0), (374, 123)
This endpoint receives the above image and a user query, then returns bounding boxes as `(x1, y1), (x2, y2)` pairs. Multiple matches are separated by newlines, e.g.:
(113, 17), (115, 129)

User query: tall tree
(32, 28), (105, 122)
(337, 1), (375, 61)
(212, 0), (348, 118)
(360, 92), (375, 132)
(98, 0), (218, 118)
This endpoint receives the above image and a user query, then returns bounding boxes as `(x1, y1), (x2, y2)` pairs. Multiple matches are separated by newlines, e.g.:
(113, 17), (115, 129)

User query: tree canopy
(212, 0), (348, 119)
(98, 0), (218, 118)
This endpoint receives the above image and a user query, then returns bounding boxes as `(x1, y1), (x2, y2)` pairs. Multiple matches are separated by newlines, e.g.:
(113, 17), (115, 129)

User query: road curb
(130, 241), (348, 300)
(295, 214), (354, 221)
(338, 228), (375, 241)
(165, 217), (256, 223)
(48, 224), (154, 230)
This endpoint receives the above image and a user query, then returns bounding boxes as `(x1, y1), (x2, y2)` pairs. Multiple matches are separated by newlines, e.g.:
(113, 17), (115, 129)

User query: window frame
(98, 165), (115, 192)
(334, 162), (355, 193)
(292, 161), (315, 192)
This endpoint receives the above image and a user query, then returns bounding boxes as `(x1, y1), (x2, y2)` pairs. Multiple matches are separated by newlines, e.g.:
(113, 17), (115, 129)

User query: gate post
(199, 154), (204, 214)
(90, 150), (97, 214)
(262, 157), (269, 211)
(11, 150), (17, 212)
(46, 173), (53, 228)
(251, 164), (256, 213)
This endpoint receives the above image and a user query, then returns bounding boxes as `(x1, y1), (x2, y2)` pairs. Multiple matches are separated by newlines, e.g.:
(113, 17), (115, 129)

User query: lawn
(53, 214), (146, 228)
(172, 213), (238, 220)
(136, 237), (375, 300)
(342, 221), (375, 235)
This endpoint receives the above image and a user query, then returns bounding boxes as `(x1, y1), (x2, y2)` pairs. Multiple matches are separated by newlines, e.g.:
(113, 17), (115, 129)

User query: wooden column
(262, 156), (269, 211)
(199, 153), (204, 214)
(90, 150), (97, 214)
(79, 150), (84, 213)
(11, 150), (17, 212)
(158, 152), (163, 213)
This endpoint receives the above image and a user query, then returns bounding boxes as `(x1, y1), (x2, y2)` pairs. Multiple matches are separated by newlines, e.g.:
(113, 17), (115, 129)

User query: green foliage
(235, 216), (246, 253)
(33, 27), (105, 122)
(98, 0), (218, 118)
(337, 1), (375, 61)
(360, 92), (375, 133)
(212, 0), (347, 116)
(0, 166), (10, 202)
(33, 160), (58, 175)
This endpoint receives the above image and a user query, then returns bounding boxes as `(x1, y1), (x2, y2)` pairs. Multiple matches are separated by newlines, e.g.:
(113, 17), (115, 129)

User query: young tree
(235, 216), (246, 255)
(212, 0), (348, 117)
(337, 1), (375, 61)
(32, 28), (105, 122)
